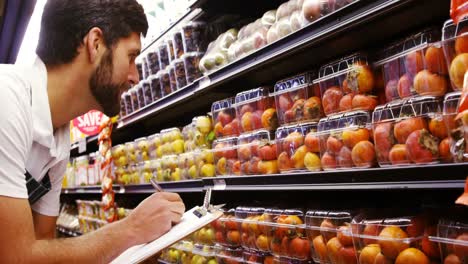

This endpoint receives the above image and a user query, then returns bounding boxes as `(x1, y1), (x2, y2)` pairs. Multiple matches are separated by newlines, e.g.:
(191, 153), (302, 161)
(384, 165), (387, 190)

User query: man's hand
(124, 192), (185, 245)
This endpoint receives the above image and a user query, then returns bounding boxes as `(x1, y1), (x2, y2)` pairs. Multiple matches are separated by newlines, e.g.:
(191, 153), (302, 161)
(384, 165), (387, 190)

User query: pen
(150, 178), (164, 192)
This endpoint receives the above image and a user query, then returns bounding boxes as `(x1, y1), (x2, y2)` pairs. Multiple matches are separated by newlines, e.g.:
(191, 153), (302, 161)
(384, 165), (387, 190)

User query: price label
(78, 138), (87, 153)
(76, 188), (85, 193)
(119, 186), (125, 194)
(213, 179), (226, 190)
(197, 76), (211, 91)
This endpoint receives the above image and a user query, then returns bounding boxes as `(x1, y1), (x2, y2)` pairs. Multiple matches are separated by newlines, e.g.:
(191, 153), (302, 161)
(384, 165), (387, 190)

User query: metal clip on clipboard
(150, 178), (225, 218)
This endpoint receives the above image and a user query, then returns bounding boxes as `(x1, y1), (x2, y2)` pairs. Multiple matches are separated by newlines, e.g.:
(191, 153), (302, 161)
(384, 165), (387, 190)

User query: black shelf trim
(61, 180), (204, 194)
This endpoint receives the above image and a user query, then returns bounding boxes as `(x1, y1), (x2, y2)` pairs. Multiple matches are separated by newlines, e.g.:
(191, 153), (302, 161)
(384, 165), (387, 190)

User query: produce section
(60, 0), (468, 263)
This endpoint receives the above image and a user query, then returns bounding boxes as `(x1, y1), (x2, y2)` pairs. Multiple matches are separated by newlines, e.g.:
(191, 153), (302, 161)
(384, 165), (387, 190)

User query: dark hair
(36, 0), (148, 66)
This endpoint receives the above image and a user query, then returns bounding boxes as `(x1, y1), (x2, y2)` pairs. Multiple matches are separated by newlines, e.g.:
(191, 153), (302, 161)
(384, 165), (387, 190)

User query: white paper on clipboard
(111, 206), (223, 264)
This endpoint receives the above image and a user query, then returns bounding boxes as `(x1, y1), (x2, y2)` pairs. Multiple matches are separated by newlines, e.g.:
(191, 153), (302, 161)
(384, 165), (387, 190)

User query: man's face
(89, 32), (141, 116)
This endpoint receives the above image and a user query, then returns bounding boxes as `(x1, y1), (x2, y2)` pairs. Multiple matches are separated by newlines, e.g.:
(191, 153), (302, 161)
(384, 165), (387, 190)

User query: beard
(89, 49), (128, 117)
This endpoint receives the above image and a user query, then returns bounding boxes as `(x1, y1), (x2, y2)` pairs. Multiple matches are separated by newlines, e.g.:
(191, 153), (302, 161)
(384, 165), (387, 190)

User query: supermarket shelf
(56, 227), (82, 237)
(202, 163), (468, 191)
(70, 135), (99, 157)
(61, 180), (204, 194)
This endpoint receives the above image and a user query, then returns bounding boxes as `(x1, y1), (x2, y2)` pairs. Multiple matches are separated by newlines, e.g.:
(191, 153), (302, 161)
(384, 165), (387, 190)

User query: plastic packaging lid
(262, 9), (277, 26)
(375, 29), (440, 65)
(193, 243), (216, 257)
(317, 53), (369, 81)
(273, 72), (315, 94)
(443, 91), (461, 115)
(442, 16), (468, 40)
(182, 51), (205, 59)
(400, 95), (442, 118)
(318, 110), (371, 132)
(276, 121), (318, 139)
(234, 87), (270, 105)
(265, 208), (304, 218)
(305, 210), (353, 229)
(147, 73), (160, 81)
(372, 99), (406, 123)
(213, 136), (238, 148)
(182, 21), (206, 30)
(211, 97), (235, 113)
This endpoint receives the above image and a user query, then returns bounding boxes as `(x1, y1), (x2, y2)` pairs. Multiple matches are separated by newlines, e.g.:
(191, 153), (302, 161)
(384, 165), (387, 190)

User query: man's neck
(46, 63), (98, 130)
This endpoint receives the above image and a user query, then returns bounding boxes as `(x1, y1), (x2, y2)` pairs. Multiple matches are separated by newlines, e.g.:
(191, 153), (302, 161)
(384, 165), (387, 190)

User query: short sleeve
(31, 157), (68, 216)
(0, 69), (34, 199)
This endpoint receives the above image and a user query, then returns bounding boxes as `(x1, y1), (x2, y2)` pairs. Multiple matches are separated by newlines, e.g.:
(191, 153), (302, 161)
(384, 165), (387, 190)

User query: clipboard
(111, 185), (223, 264)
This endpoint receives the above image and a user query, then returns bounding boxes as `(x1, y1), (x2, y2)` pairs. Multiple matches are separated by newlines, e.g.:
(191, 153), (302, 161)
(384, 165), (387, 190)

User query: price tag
(213, 179), (226, 190)
(119, 186), (125, 194)
(78, 138), (87, 153)
(76, 188), (85, 193)
(197, 76), (211, 91)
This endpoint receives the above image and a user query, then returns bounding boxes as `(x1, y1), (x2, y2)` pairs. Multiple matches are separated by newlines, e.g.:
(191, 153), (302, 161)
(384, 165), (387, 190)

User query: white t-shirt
(0, 56), (70, 216)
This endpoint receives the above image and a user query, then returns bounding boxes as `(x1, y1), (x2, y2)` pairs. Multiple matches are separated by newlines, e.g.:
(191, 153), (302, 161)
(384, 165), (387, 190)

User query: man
(0, 0), (185, 262)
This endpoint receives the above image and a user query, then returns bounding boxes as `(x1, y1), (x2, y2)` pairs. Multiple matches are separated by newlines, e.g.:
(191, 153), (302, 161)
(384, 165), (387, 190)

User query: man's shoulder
(0, 64), (34, 100)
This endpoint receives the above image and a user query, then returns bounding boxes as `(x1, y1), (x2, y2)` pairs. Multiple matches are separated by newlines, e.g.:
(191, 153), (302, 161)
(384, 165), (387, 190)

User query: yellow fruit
(171, 168), (181, 181)
(196, 116), (212, 134)
(172, 139), (185, 154)
(188, 165), (198, 179)
(304, 152), (321, 171)
(200, 164), (215, 177)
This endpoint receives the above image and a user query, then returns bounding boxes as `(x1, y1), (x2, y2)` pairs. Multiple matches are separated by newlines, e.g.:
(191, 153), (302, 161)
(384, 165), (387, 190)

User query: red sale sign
(72, 110), (105, 135)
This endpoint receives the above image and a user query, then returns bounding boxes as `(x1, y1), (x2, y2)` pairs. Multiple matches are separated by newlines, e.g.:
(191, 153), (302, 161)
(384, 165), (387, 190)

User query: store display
(212, 97), (240, 138)
(238, 130), (274, 175)
(273, 72), (323, 125)
(443, 17), (468, 91)
(235, 87), (278, 133)
(199, 28), (238, 74)
(169, 63), (177, 91)
(148, 74), (162, 102)
(123, 91), (133, 116)
(213, 137), (240, 176)
(159, 40), (171, 70)
(158, 69), (173, 97)
(173, 58), (188, 89)
(318, 110), (375, 170)
(429, 218), (468, 264)
(236, 207), (266, 250)
(213, 209), (242, 248)
(317, 53), (379, 116)
(146, 48), (161, 75)
(167, 37), (176, 63)
(129, 86), (140, 112)
(137, 83), (146, 109)
(183, 52), (204, 83)
(182, 22), (207, 53)
(173, 30), (185, 59)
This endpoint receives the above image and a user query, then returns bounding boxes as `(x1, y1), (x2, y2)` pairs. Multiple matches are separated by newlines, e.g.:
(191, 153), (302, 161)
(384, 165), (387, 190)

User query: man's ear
(84, 27), (105, 64)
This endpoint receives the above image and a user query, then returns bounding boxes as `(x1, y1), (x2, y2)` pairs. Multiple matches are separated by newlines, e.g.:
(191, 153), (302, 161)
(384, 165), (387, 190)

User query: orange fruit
(378, 226), (410, 259)
(395, 248), (430, 264)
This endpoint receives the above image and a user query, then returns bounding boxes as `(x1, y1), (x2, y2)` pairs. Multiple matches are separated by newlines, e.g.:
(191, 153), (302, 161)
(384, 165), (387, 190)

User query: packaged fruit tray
(192, 223), (216, 246)
(351, 212), (434, 264)
(215, 245), (244, 264)
(272, 256), (311, 264)
(238, 130), (276, 175)
(236, 207), (267, 251)
(276, 122), (321, 173)
(235, 87), (278, 133)
(213, 209), (242, 248)
(372, 96), (446, 167)
(443, 17), (468, 91)
(375, 28), (450, 102)
(243, 250), (274, 264)
(213, 137), (240, 176)
(212, 97), (240, 139)
(429, 219), (468, 264)
(178, 152), (197, 180)
(273, 72), (324, 125)
(316, 53), (380, 116)
(443, 92), (467, 162)
(305, 210), (355, 264)
(261, 208), (310, 260)
(302, 0), (357, 25)
(318, 110), (375, 170)
(194, 148), (215, 178)
(200, 28), (238, 75)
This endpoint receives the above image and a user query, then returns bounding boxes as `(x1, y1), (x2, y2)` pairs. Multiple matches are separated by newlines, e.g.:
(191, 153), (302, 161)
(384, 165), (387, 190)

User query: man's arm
(0, 192), (184, 263)
(32, 211), (57, 239)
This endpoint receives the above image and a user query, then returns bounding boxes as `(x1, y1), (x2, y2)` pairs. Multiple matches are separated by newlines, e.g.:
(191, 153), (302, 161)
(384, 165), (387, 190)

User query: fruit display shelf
(61, 180), (204, 194)
(61, 163), (467, 195)
(56, 227), (82, 237)
(69, 0), (449, 159)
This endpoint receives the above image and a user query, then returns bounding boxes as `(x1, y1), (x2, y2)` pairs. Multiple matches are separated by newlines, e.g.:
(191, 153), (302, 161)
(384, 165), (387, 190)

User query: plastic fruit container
(142, 59), (149, 80)
(318, 110), (375, 170)
(141, 79), (152, 106)
(258, 138), (279, 175)
(372, 96), (444, 166)
(148, 133), (162, 159)
(178, 152), (196, 180)
(193, 223), (216, 246)
(136, 61), (143, 81)
(376, 29), (449, 102)
(243, 250), (274, 264)
(305, 210), (355, 264)
(123, 141), (138, 165)
(161, 155), (181, 182)
(351, 212), (429, 264)
(167, 37), (176, 63)
(136, 83), (146, 108)
(183, 52), (204, 84)
(191, 244), (217, 264)
(137, 161), (152, 184)
(238, 130), (273, 175)
(182, 22), (207, 53)
(158, 41), (170, 70)
(192, 115), (215, 149)
(264, 208), (310, 260)
(213, 137), (240, 176)
(173, 58), (187, 89)
(215, 209), (242, 247)
(272, 256), (311, 264)
(148, 74), (162, 102)
(182, 123), (197, 152)
(443, 92), (467, 162)
(194, 148), (215, 178)
(273, 72), (323, 125)
(212, 97), (240, 138)
(157, 69), (173, 97)
(168, 63), (177, 92)
(145, 48), (160, 75)
(199, 28), (238, 74)
(160, 127), (185, 155)
(173, 30), (185, 59)
(302, 0), (355, 24)
(215, 245), (244, 264)
(235, 207), (266, 251)
(429, 219), (468, 264)
(317, 53), (379, 116)
(442, 17), (468, 91)
(134, 137), (150, 162)
(276, 122), (321, 173)
(129, 86), (140, 112)
(123, 91), (133, 116)
(235, 87), (278, 133)
(120, 93), (127, 117)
